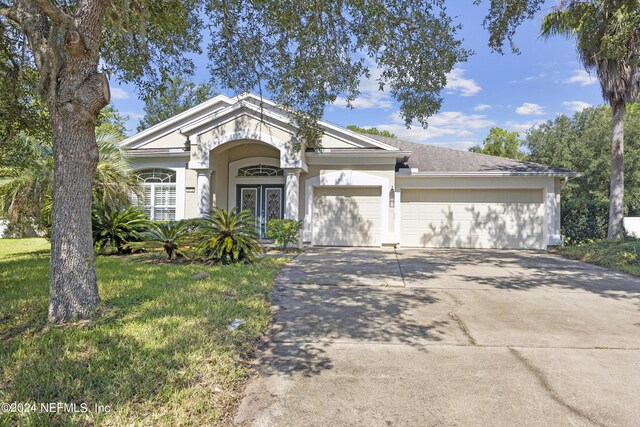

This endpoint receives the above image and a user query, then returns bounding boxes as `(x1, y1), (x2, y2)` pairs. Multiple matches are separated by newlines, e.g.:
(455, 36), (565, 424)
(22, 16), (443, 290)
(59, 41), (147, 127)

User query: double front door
(237, 185), (284, 238)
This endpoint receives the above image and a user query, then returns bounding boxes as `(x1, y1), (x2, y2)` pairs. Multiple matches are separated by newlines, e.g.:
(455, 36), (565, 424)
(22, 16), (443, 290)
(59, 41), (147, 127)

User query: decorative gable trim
(121, 93), (399, 152)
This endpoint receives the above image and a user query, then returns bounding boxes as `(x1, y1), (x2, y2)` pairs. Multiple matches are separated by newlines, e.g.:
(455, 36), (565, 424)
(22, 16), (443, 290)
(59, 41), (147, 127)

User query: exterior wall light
(389, 186), (395, 208)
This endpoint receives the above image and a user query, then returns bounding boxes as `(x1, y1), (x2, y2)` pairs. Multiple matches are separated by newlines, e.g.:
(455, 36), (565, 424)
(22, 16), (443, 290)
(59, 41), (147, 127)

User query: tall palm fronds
(0, 137), (53, 232)
(541, 1), (640, 240)
(0, 129), (140, 235)
(93, 129), (141, 209)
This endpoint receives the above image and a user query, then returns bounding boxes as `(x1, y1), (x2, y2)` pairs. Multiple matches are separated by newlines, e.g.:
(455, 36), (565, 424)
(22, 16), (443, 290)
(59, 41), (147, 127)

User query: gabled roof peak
(121, 93), (399, 152)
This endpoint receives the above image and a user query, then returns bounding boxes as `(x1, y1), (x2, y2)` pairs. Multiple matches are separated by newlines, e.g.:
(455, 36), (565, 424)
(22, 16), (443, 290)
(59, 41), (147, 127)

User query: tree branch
(0, 2), (18, 21)
(35, 0), (73, 26)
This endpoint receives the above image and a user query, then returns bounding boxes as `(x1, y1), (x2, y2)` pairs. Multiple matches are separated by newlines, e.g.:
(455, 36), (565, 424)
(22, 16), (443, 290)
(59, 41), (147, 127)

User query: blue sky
(109, 2), (604, 150)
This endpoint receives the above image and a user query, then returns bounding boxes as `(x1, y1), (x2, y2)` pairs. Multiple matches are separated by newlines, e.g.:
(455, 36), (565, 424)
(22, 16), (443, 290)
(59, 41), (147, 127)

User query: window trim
(134, 169), (177, 221)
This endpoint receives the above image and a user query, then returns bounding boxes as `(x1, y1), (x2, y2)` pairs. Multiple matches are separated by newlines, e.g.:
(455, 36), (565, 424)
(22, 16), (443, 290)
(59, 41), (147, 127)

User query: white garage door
(313, 187), (381, 246)
(400, 189), (545, 249)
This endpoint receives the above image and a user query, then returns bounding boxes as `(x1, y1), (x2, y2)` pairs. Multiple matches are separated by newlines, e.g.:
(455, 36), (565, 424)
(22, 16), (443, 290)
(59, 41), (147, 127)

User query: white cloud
(333, 94), (393, 110)
(504, 119), (545, 134)
(563, 100), (592, 113)
(110, 87), (130, 100)
(445, 68), (481, 97)
(371, 110), (495, 143)
(474, 104), (491, 112)
(516, 102), (545, 115)
(427, 111), (495, 129)
(564, 70), (597, 86)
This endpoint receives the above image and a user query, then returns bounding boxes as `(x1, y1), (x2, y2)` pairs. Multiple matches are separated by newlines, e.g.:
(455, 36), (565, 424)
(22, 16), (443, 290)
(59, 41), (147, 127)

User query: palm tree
(0, 135), (53, 233)
(541, 1), (640, 240)
(93, 129), (141, 209)
(0, 128), (140, 235)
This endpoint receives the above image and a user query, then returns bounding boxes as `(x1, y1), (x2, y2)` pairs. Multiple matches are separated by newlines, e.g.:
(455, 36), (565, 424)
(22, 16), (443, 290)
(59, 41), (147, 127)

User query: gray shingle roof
(365, 134), (576, 175)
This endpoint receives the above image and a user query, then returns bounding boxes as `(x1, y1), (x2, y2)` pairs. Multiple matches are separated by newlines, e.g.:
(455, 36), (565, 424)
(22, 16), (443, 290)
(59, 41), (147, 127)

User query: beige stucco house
(121, 93), (576, 249)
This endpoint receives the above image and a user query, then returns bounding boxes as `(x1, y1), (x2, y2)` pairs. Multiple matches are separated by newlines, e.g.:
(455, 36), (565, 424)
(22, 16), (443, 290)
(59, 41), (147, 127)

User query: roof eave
(400, 171), (579, 177)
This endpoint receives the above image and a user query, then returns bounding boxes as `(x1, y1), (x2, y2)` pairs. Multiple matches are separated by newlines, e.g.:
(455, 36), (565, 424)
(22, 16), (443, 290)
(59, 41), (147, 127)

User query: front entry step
(258, 239), (276, 248)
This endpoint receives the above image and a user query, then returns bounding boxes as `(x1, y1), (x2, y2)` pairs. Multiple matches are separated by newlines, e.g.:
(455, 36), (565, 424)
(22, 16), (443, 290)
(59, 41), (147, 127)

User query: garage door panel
(313, 187), (381, 247)
(401, 189), (543, 204)
(401, 189), (545, 249)
(402, 219), (544, 235)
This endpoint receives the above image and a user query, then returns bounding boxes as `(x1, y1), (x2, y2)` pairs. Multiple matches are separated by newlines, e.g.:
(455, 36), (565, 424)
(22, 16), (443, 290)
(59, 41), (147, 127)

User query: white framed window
(133, 169), (176, 221)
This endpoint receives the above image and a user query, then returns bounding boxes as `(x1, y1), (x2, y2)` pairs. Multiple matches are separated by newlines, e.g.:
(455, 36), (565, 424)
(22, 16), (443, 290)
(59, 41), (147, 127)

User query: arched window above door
(237, 164), (283, 177)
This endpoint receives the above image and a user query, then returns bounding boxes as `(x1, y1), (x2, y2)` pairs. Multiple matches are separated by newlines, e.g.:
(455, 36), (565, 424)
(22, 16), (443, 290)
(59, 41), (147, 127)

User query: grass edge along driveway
(0, 238), (288, 426)
(555, 238), (640, 277)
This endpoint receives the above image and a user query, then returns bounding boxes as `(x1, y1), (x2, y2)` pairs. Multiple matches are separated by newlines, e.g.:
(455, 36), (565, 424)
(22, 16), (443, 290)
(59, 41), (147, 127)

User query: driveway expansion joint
(393, 248), (407, 287)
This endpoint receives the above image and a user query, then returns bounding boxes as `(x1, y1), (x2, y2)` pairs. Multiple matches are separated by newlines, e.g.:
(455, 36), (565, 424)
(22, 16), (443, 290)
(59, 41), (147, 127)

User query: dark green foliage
(128, 220), (194, 259)
(196, 208), (262, 264)
(207, 0), (470, 142)
(525, 104), (640, 244)
(0, 23), (50, 170)
(266, 219), (302, 250)
(477, 0), (545, 53)
(137, 76), (214, 131)
(560, 198), (610, 245)
(469, 127), (524, 160)
(99, 1), (204, 97)
(92, 205), (149, 254)
(346, 125), (397, 139)
(558, 238), (640, 276)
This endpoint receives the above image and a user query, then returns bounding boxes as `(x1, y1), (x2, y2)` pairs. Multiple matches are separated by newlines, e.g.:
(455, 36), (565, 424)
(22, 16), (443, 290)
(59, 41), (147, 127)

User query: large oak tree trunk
(608, 99), (625, 240)
(6, 1), (109, 322)
(46, 26), (110, 322)
(48, 111), (100, 322)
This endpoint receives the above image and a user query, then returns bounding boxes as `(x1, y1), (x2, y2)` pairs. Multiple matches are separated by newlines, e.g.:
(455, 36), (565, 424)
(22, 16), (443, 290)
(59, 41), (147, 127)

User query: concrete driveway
(235, 248), (640, 426)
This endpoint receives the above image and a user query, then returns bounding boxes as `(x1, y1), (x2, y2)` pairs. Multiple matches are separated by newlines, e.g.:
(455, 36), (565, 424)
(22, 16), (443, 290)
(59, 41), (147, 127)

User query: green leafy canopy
(137, 76), (214, 132)
(346, 125), (397, 139)
(469, 127), (524, 160)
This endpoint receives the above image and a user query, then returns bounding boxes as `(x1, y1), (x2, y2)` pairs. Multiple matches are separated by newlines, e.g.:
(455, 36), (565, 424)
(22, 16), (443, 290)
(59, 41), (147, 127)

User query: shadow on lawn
(0, 254), (284, 425)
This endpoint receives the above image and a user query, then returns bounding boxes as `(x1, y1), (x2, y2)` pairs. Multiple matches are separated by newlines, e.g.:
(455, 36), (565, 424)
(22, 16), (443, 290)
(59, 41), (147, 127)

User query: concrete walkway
(235, 248), (640, 426)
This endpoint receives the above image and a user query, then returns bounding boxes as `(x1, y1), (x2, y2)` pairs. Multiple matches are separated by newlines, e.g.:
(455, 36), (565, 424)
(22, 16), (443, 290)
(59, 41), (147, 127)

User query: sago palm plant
(197, 208), (262, 264)
(92, 205), (149, 254)
(127, 220), (193, 259)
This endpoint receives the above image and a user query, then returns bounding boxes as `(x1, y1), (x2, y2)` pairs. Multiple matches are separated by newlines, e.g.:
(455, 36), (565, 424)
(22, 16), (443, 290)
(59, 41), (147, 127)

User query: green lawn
(0, 238), (288, 426)
(555, 238), (640, 276)
(0, 237), (50, 258)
